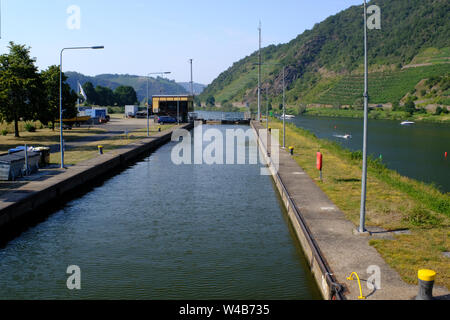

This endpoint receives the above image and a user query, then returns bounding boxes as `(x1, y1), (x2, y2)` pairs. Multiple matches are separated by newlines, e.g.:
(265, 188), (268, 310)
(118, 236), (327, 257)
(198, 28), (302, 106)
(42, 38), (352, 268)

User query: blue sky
(1, 0), (364, 84)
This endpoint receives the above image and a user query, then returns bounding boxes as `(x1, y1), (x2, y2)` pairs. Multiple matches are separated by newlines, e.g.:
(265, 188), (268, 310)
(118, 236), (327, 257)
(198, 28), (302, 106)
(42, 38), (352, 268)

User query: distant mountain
(200, 0), (450, 109)
(177, 82), (206, 95)
(66, 72), (190, 103)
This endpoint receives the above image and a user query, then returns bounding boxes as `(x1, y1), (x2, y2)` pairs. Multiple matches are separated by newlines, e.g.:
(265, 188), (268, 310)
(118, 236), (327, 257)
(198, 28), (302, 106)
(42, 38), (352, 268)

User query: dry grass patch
(50, 125), (177, 166)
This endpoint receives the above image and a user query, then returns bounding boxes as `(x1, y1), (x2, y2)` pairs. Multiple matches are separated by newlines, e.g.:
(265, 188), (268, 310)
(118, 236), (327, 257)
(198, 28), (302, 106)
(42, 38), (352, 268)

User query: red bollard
(445, 152), (448, 159)
(317, 152), (323, 180)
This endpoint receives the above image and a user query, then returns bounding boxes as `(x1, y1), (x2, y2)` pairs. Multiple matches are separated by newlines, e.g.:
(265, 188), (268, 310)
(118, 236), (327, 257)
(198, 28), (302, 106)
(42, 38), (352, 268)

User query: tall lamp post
(60, 46), (104, 169)
(257, 22), (262, 122)
(254, 62), (286, 148)
(359, 0), (369, 233)
(146, 72), (171, 136)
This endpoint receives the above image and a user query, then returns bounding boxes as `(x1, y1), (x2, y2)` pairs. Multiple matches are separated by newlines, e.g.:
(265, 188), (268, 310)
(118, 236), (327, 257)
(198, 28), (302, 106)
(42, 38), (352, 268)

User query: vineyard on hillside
(314, 64), (450, 106)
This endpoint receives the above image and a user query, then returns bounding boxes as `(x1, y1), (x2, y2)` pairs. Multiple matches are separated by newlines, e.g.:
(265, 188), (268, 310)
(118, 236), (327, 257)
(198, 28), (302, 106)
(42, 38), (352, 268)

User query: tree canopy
(40, 65), (78, 129)
(0, 42), (79, 136)
(0, 42), (43, 137)
(81, 82), (138, 106)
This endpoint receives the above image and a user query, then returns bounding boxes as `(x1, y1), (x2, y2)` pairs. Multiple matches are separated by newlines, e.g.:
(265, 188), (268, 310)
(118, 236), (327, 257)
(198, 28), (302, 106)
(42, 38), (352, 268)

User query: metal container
(0, 154), (25, 181)
(33, 147), (51, 167)
(14, 151), (40, 174)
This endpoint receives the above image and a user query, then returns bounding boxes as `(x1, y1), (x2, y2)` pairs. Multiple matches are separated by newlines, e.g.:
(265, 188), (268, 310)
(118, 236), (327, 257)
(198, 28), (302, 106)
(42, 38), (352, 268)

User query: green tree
(0, 42), (42, 137)
(40, 65), (77, 130)
(95, 86), (115, 106)
(404, 99), (416, 115)
(194, 96), (202, 108)
(82, 82), (98, 105)
(206, 96), (215, 107)
(114, 85), (137, 106)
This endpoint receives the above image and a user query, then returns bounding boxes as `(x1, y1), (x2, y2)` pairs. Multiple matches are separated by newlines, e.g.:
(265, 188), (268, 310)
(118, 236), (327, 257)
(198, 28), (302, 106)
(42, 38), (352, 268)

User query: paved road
(49, 117), (153, 152)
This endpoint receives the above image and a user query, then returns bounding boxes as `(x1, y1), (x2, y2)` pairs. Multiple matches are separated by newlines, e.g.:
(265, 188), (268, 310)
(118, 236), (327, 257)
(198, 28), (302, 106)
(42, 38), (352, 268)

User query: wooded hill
(66, 72), (203, 104)
(199, 0), (450, 111)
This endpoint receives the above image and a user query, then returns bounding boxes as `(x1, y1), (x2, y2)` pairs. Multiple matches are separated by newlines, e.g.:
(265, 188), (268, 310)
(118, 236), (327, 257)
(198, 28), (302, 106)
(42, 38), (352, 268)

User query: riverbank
(0, 123), (193, 231)
(302, 108), (450, 123)
(267, 118), (449, 291)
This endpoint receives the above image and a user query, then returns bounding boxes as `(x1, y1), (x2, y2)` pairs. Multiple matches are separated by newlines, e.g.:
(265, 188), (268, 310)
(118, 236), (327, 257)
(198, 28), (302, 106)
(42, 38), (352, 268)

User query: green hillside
(66, 72), (188, 103)
(200, 0), (450, 113)
(309, 63), (450, 105)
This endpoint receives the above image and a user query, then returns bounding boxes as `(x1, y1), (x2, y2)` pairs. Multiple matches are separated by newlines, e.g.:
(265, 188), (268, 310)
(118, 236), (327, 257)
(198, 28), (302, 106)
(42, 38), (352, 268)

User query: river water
(0, 125), (321, 300)
(286, 116), (450, 193)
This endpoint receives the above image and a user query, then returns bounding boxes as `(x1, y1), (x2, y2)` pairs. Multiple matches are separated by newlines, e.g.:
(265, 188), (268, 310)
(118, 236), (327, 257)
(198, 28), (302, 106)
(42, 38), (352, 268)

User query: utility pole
(282, 66), (286, 149)
(257, 21), (262, 122)
(59, 46), (104, 169)
(266, 87), (269, 131)
(77, 81), (80, 109)
(189, 59), (194, 96)
(147, 72), (171, 136)
(359, 0), (369, 233)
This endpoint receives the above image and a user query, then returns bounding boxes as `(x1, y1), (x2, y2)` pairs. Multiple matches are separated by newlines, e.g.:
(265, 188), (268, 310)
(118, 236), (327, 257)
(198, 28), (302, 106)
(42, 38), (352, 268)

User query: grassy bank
(50, 125), (177, 166)
(303, 108), (450, 123)
(0, 124), (106, 154)
(0, 124), (177, 198)
(0, 119), (176, 165)
(268, 118), (449, 289)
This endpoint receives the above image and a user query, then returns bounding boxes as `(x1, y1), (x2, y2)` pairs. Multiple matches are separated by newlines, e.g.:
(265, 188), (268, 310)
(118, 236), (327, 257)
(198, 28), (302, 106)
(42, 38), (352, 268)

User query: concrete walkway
(253, 121), (449, 300)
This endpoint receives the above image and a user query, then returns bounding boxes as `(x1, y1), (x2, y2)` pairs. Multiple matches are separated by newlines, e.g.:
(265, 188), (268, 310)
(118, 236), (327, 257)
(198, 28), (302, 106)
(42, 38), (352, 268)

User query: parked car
(136, 111), (148, 119)
(157, 116), (177, 124)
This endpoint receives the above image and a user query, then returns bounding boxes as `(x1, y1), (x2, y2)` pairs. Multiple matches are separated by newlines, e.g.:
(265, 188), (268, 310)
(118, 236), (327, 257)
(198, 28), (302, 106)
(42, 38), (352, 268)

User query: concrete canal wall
(251, 121), (342, 300)
(0, 123), (193, 230)
(250, 121), (449, 300)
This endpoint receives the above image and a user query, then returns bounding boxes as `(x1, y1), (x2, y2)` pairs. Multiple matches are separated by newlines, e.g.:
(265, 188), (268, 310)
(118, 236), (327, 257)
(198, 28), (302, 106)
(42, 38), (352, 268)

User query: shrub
(406, 206), (441, 227)
(416, 107), (427, 114)
(434, 106), (443, 115)
(24, 123), (36, 132)
(351, 150), (363, 161)
(1, 129), (7, 136)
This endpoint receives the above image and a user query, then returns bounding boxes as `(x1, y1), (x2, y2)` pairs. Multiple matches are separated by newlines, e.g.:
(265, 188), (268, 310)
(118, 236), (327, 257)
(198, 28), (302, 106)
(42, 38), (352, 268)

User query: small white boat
(280, 114), (295, 119)
(333, 134), (352, 140)
(401, 121), (415, 125)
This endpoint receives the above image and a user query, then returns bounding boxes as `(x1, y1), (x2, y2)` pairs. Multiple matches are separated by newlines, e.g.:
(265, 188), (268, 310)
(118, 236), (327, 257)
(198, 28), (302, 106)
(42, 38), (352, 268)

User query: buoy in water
(445, 152), (448, 159)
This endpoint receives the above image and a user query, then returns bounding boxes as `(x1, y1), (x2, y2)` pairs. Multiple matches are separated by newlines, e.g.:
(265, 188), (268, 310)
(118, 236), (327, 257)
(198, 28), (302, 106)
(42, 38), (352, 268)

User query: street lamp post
(281, 66), (286, 149)
(146, 72), (171, 136)
(266, 87), (269, 131)
(254, 62), (286, 148)
(59, 46), (104, 169)
(359, 0), (369, 233)
(257, 22), (262, 122)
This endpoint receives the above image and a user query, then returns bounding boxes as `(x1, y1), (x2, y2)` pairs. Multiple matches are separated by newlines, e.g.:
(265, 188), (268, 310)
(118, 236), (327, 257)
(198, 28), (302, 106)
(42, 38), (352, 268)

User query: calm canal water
(0, 125), (321, 300)
(287, 116), (450, 193)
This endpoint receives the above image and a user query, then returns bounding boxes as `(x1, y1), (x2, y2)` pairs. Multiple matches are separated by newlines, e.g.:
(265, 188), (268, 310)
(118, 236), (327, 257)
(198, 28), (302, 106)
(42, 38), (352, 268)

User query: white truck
(125, 105), (139, 118)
